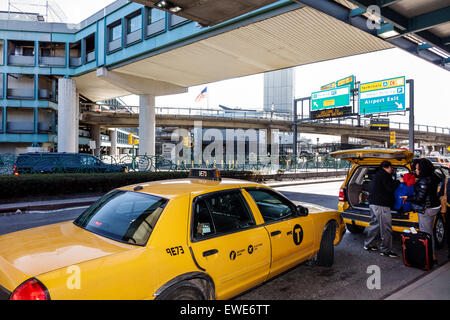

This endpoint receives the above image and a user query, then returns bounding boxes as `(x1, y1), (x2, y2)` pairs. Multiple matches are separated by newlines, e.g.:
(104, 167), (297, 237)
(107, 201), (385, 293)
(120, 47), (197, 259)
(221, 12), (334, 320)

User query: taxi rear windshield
(74, 190), (167, 246)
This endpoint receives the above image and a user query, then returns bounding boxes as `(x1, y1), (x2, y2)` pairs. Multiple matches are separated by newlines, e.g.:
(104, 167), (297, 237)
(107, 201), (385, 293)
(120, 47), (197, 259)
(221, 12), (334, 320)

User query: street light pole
(407, 79), (415, 154)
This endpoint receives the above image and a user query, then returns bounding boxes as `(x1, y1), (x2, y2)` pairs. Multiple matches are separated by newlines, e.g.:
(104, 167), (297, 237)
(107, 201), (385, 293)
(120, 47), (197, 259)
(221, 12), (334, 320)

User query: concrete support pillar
(341, 135), (349, 145)
(75, 92), (79, 151)
(139, 94), (156, 157)
(91, 124), (101, 157)
(110, 129), (118, 156)
(57, 77), (78, 153)
(267, 128), (273, 155)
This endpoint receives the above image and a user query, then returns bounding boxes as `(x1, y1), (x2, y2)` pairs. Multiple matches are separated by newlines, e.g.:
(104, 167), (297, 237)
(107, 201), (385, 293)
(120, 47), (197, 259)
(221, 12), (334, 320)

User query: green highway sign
(320, 75), (355, 90)
(359, 76), (406, 115)
(311, 85), (351, 111)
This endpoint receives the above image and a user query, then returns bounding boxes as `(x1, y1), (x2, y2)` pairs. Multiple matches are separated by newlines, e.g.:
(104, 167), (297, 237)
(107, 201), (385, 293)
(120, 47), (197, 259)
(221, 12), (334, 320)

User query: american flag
(194, 87), (207, 103)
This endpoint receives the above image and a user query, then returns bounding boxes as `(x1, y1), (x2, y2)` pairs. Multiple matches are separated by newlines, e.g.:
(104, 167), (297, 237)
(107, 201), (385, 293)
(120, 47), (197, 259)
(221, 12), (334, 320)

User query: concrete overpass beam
(96, 67), (187, 96)
(139, 94), (156, 158)
(57, 77), (78, 153)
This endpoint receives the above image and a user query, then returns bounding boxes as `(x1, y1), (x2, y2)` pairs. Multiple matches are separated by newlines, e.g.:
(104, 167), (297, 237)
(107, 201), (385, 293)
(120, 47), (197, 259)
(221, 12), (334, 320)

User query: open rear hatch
(330, 148), (413, 166)
(331, 149), (413, 219)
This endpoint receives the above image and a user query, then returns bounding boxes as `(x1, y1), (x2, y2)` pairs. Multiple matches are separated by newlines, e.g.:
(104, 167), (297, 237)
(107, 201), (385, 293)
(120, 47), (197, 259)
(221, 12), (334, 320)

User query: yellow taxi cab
(0, 169), (345, 300)
(330, 148), (446, 248)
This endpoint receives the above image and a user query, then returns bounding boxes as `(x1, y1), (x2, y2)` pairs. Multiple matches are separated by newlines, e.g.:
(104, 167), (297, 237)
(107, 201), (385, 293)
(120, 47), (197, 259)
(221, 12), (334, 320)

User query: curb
(0, 198), (99, 216)
(384, 261), (450, 300)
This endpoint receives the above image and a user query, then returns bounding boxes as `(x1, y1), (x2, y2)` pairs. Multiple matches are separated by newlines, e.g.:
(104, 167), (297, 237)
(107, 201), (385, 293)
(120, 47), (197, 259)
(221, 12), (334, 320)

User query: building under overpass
(0, 0), (449, 155)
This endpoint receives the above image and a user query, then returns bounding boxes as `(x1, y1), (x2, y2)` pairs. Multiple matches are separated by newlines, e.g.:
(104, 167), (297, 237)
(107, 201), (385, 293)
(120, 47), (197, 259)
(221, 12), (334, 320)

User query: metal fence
(100, 154), (352, 172)
(0, 152), (352, 175)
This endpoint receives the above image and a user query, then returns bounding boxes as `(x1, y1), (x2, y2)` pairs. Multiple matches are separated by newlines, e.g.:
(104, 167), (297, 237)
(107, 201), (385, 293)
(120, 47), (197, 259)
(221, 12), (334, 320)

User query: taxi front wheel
(316, 224), (336, 267)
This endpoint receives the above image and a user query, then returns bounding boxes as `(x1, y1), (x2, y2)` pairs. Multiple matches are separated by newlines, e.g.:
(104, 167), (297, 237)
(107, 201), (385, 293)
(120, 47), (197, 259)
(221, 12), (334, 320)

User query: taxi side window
(246, 188), (295, 222)
(193, 199), (215, 238)
(193, 190), (255, 240)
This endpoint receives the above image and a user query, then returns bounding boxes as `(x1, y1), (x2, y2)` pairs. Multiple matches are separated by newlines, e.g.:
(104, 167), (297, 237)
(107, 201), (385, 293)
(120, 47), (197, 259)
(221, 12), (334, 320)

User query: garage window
(192, 190), (255, 240)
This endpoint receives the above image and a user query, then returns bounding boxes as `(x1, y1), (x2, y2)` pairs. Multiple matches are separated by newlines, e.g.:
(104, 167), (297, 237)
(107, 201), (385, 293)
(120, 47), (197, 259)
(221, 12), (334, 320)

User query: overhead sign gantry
(359, 76), (406, 115)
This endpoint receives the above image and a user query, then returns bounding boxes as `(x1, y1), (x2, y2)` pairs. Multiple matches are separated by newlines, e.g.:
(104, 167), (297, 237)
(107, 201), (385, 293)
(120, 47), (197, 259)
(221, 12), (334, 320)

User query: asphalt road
(240, 182), (449, 300)
(1, 181), (448, 300)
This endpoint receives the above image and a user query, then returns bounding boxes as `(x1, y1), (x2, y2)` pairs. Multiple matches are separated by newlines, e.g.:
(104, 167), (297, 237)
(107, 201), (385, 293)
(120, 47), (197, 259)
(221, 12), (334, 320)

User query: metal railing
(81, 104), (292, 121)
(101, 153), (353, 173)
(301, 116), (450, 135)
(0, 152), (351, 175)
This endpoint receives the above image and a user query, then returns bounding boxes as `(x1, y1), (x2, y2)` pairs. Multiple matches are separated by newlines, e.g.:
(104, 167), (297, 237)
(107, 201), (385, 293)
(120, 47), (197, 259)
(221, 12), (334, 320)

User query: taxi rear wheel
(434, 214), (445, 249)
(316, 223), (336, 267)
(157, 281), (206, 300)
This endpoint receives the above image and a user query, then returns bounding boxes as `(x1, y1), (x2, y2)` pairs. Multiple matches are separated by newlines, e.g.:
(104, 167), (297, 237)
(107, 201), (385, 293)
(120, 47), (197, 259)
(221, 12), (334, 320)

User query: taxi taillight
(10, 278), (50, 300)
(339, 188), (346, 202)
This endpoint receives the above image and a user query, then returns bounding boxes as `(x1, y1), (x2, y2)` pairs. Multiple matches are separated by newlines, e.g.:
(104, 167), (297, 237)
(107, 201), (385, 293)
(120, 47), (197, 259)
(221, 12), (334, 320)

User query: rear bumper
(0, 285), (11, 300)
(342, 210), (419, 232)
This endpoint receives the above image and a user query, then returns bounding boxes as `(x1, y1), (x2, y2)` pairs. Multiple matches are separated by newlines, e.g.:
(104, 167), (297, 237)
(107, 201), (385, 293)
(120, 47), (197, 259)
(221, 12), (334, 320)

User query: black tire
(157, 281), (206, 300)
(346, 223), (365, 234)
(316, 223), (336, 267)
(434, 214), (445, 249)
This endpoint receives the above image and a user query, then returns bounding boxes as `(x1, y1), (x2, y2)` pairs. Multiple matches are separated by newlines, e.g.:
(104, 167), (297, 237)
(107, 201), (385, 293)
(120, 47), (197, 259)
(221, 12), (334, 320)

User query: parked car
(0, 168), (345, 300)
(13, 152), (127, 174)
(330, 148), (446, 248)
(426, 156), (450, 169)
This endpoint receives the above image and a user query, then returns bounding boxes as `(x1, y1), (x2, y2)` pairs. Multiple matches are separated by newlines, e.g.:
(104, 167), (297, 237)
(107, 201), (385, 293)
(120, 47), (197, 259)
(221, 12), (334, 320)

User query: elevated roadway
(80, 108), (450, 146)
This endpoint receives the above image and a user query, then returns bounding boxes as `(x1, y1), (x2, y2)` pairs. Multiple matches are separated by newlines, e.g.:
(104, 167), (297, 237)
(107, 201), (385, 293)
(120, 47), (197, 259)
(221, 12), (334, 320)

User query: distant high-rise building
(263, 68), (295, 114)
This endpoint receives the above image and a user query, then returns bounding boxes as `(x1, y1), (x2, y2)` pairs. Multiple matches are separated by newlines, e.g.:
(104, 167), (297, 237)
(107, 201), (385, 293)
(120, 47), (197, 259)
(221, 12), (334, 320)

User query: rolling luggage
(401, 231), (434, 271)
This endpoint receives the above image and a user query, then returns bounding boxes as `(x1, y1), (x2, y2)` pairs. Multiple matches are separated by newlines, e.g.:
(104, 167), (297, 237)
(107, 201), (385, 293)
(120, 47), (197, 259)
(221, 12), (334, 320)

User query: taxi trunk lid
(330, 148), (413, 166)
(0, 221), (135, 292)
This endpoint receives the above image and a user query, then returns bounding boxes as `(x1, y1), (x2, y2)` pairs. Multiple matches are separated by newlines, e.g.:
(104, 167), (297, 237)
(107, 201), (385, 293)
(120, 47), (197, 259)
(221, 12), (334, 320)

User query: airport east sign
(359, 76), (406, 115)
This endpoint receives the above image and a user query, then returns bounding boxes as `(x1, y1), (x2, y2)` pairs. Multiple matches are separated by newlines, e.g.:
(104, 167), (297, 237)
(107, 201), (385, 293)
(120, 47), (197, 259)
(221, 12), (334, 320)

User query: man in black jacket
(364, 161), (400, 257)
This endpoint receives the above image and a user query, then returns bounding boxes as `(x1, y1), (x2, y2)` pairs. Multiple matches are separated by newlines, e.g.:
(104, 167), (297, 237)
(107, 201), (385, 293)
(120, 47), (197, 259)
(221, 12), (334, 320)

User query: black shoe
(364, 245), (378, 251)
(380, 251), (398, 258)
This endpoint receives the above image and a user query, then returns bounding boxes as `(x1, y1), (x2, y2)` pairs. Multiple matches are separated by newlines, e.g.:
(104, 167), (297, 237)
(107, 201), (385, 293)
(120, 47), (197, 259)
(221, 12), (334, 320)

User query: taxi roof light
(189, 168), (221, 181)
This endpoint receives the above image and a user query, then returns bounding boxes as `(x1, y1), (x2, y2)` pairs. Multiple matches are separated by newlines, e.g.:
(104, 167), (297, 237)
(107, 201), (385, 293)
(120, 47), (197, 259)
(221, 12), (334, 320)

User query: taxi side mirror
(297, 205), (309, 217)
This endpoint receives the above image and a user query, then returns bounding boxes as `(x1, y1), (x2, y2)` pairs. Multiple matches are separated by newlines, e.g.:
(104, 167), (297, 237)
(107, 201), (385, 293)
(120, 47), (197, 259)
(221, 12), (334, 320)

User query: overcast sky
(4, 0), (449, 141)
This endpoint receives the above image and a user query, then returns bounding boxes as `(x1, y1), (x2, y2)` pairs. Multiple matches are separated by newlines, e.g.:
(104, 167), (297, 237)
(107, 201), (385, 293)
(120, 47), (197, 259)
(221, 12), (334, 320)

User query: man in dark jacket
(364, 161), (400, 257)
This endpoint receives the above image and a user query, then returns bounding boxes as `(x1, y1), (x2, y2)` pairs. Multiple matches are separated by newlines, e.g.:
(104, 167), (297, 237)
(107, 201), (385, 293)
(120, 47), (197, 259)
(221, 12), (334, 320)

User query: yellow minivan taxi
(0, 169), (345, 300)
(330, 149), (446, 248)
